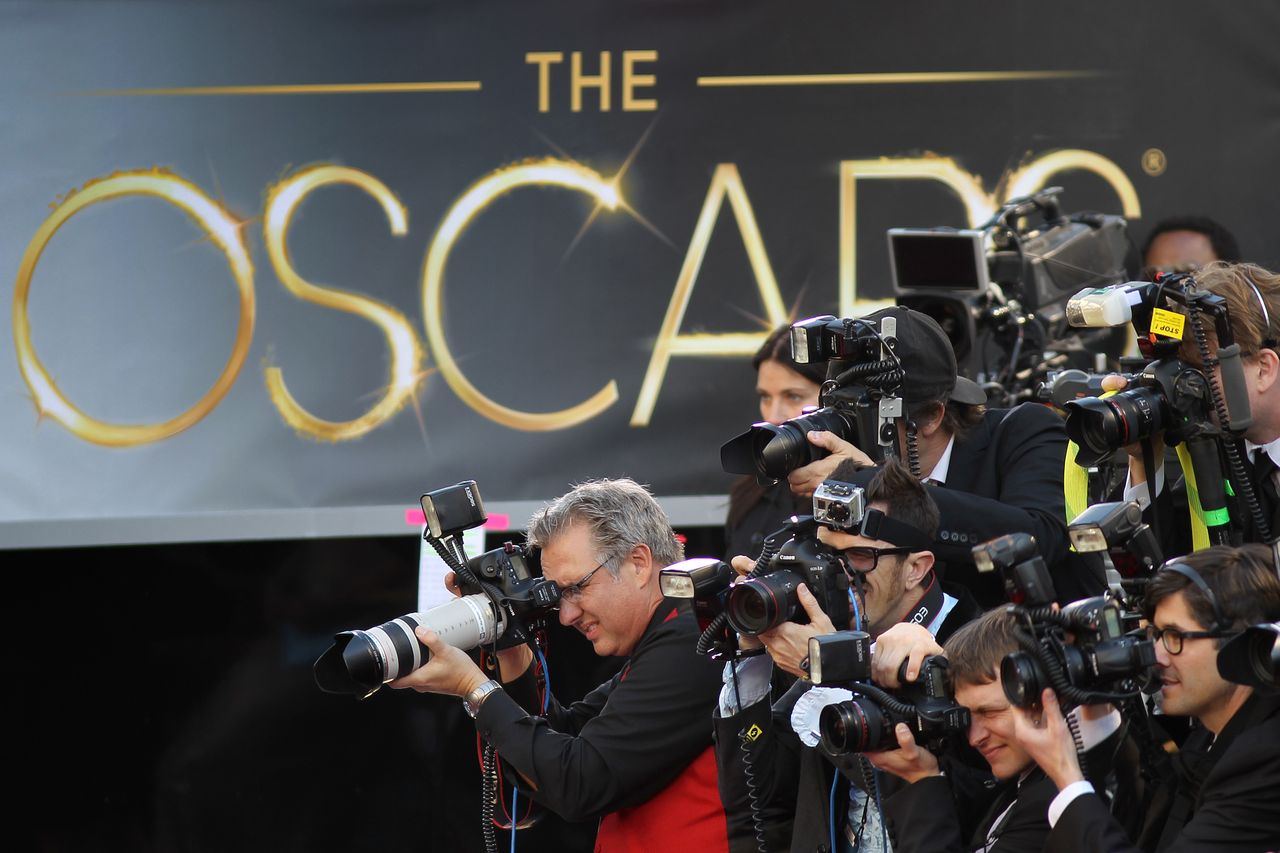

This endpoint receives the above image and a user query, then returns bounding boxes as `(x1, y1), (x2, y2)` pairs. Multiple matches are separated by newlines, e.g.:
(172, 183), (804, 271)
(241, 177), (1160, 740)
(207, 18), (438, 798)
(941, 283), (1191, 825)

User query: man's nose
(968, 718), (986, 748)
(557, 599), (579, 625)
(1154, 639), (1172, 668)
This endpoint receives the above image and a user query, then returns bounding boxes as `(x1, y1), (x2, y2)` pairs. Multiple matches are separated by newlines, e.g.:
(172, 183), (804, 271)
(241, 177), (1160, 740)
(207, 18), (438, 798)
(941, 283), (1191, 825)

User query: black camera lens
(1063, 386), (1167, 466)
(725, 571), (804, 636)
(999, 652), (1048, 709)
(721, 408), (858, 480)
(819, 698), (893, 754)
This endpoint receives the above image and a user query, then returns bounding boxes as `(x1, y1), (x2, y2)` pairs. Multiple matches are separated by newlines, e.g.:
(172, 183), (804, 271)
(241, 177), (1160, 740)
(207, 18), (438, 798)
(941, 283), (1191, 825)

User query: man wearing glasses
(714, 459), (981, 852)
(391, 478), (729, 852)
(1010, 543), (1280, 851)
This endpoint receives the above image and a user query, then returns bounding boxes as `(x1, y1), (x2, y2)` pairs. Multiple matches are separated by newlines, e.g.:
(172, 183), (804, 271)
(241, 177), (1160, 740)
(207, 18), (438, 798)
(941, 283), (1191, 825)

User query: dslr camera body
(1062, 272), (1265, 542)
(314, 480), (560, 699)
(721, 314), (905, 482)
(806, 630), (970, 754)
(1000, 594), (1156, 711)
(661, 480), (869, 656)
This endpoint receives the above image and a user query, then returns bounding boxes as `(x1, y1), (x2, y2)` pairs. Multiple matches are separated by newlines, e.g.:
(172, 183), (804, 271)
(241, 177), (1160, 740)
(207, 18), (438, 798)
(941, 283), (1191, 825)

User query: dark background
(9, 523), (723, 853)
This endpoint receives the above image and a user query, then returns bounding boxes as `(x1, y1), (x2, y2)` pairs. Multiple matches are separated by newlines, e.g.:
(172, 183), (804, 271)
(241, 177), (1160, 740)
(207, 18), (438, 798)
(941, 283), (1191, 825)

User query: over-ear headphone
(1157, 562), (1232, 633)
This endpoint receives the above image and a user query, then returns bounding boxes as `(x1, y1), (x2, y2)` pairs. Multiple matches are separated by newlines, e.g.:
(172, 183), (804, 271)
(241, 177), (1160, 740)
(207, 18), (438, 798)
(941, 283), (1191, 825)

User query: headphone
(1157, 561), (1232, 633)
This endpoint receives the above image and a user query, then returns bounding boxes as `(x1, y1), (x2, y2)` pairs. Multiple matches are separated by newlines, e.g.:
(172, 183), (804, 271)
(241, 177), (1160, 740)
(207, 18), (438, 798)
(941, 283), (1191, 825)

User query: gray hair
(526, 478), (683, 574)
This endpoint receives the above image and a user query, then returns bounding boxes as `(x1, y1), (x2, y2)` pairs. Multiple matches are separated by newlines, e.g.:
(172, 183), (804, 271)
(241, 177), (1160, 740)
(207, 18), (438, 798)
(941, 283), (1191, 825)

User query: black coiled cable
(737, 732), (770, 853)
(1188, 306), (1271, 540)
(832, 359), (904, 390)
(848, 682), (916, 718)
(906, 422), (922, 479)
(695, 612), (730, 657)
(1012, 628), (1086, 756)
(481, 742), (499, 853)
(695, 534), (786, 654)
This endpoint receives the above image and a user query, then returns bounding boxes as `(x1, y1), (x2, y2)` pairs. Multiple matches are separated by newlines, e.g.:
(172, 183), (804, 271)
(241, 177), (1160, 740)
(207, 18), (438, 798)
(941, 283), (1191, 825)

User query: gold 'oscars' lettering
(839, 157), (992, 318)
(571, 51), (611, 112)
(263, 166), (422, 441)
(621, 50), (658, 111)
(527, 50), (657, 112)
(12, 170), (254, 446)
(630, 163), (789, 427)
(421, 158), (620, 431)
(1003, 149), (1142, 217)
(525, 51), (564, 113)
(839, 151), (1142, 315)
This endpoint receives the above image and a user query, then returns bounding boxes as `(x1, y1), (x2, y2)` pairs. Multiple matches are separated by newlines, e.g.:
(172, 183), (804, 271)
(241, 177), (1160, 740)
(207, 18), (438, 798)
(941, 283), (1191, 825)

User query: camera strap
(860, 508), (933, 550)
(905, 570), (946, 633)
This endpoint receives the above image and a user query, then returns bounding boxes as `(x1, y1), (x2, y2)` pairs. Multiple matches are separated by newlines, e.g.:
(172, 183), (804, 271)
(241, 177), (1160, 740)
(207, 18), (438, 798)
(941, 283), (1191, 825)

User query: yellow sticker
(1150, 307), (1186, 340)
(744, 724), (763, 743)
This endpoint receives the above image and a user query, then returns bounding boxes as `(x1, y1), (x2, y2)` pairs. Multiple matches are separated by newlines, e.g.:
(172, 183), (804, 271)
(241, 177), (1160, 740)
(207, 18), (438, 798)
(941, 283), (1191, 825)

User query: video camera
(1062, 271), (1267, 544)
(803, 630), (970, 754)
(891, 187), (1129, 406)
(314, 481), (560, 699)
(720, 314), (904, 482)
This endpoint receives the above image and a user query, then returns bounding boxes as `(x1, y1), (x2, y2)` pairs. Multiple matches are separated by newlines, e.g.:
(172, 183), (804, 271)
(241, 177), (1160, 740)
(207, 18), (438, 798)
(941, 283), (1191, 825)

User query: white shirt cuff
(1048, 781), (1095, 827)
(718, 655), (773, 717)
(1071, 707), (1123, 751)
(1123, 463), (1165, 510)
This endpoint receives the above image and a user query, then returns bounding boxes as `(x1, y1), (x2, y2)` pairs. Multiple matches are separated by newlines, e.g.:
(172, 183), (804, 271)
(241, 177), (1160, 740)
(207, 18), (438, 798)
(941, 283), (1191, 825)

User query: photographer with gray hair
(391, 478), (730, 852)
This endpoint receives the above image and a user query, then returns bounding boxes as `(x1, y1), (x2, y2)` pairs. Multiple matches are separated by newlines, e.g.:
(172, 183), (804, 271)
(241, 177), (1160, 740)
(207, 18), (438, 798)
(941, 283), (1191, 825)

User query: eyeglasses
(556, 559), (609, 605)
(1145, 624), (1232, 655)
(841, 546), (913, 573)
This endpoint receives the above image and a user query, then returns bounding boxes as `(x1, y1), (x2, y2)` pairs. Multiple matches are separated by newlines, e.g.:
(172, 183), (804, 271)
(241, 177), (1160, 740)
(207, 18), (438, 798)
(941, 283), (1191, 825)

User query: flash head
(972, 532), (1038, 574)
(420, 480), (486, 539)
(1068, 501), (1144, 553)
(659, 557), (734, 600)
(807, 630), (872, 686)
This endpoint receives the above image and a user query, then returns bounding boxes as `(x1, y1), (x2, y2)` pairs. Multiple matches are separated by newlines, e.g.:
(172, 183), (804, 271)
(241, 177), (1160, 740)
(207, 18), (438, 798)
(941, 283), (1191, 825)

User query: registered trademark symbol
(1141, 148), (1167, 176)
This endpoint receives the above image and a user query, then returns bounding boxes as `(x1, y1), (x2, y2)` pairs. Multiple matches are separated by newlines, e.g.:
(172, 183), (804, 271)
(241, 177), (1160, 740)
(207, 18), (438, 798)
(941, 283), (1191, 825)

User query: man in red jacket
(392, 477), (729, 853)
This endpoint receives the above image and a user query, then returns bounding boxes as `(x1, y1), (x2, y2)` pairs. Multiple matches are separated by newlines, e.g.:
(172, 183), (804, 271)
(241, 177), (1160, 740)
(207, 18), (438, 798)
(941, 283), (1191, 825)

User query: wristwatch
(462, 679), (502, 718)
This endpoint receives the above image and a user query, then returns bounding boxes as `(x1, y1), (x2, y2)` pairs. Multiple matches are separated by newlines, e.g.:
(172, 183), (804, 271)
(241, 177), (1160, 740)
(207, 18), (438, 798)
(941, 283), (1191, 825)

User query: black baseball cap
(858, 306), (987, 406)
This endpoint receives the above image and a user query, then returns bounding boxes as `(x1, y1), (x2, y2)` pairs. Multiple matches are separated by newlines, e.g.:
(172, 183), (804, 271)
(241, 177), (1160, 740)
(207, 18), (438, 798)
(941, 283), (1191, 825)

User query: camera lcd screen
(888, 229), (989, 294)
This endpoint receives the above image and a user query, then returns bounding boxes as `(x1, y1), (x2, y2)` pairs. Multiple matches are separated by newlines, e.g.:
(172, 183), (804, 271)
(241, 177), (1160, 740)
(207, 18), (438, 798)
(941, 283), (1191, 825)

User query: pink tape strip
(405, 509), (511, 529)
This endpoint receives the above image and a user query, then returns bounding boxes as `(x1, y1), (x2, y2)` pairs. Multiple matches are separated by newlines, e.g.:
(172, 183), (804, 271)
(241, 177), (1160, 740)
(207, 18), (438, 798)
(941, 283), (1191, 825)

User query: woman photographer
(724, 324), (824, 559)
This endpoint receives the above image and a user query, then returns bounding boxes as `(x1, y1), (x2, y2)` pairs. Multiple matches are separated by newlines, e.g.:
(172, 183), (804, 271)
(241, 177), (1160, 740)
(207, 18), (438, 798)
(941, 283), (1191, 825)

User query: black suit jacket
(1046, 691), (1280, 853)
(847, 404), (1073, 607)
(882, 767), (1058, 853)
(714, 596), (981, 853)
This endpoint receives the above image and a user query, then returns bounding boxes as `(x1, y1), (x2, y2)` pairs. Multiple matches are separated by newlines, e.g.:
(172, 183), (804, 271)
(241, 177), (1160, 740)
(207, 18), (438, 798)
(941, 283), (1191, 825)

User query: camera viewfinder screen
(888, 230), (989, 293)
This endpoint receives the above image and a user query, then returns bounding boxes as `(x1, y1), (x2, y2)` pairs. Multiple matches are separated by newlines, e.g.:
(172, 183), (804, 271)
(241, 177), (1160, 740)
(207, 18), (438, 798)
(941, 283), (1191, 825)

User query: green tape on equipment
(1202, 507), (1230, 526)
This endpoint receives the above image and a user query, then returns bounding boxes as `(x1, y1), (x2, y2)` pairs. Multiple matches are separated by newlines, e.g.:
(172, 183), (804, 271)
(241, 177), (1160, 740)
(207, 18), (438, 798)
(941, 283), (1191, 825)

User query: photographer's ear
(1254, 347), (1279, 394)
(630, 542), (655, 584)
(903, 551), (935, 591)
